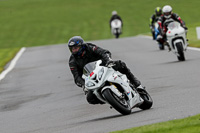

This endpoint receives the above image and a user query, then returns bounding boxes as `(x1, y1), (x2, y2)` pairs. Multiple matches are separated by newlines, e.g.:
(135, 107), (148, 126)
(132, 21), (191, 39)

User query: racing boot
(164, 42), (171, 51)
(126, 71), (147, 94)
(126, 71), (141, 88)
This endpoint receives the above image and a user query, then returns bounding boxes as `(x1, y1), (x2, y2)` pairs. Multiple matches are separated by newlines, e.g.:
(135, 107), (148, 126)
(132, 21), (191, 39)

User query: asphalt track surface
(0, 36), (200, 133)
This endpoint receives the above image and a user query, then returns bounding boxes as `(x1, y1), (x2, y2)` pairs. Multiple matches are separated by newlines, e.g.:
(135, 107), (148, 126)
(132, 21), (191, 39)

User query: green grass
(0, 48), (20, 72)
(111, 114), (200, 133)
(1, 0), (200, 72)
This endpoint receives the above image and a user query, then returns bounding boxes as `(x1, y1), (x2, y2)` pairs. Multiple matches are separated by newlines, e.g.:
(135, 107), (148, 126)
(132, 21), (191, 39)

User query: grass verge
(111, 114), (200, 133)
(0, 48), (20, 72)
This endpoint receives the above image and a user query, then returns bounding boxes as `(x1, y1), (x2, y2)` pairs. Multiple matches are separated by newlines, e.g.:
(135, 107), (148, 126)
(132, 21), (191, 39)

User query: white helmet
(112, 11), (117, 15)
(162, 5), (172, 18)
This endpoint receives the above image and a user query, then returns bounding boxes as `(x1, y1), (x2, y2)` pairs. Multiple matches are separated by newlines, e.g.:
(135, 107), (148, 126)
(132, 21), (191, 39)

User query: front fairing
(85, 66), (110, 90)
(166, 21), (188, 52)
(166, 22), (185, 37)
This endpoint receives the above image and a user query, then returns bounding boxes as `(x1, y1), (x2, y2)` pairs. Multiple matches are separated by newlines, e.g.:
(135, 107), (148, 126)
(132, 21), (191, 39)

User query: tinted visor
(164, 12), (171, 16)
(156, 10), (162, 16)
(69, 45), (81, 55)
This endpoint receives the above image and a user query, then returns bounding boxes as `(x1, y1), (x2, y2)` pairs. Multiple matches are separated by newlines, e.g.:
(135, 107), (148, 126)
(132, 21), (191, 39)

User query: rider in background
(157, 5), (188, 51)
(68, 36), (143, 104)
(109, 11), (123, 28)
(149, 7), (162, 40)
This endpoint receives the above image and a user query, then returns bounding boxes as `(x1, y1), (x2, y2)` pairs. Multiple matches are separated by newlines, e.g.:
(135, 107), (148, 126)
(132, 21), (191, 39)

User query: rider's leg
(157, 34), (171, 51)
(112, 60), (141, 88)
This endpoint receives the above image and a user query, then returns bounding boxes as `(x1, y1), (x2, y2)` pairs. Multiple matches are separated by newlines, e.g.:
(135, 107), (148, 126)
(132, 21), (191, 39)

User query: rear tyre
(102, 89), (131, 115)
(138, 90), (153, 110)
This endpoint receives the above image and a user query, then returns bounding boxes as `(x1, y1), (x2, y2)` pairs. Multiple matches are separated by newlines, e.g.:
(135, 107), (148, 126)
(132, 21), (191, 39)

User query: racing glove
(183, 26), (188, 30)
(105, 59), (115, 67)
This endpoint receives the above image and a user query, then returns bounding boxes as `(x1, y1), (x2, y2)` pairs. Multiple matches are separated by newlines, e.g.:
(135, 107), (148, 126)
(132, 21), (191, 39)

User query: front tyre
(176, 42), (185, 61)
(115, 33), (119, 38)
(102, 89), (131, 115)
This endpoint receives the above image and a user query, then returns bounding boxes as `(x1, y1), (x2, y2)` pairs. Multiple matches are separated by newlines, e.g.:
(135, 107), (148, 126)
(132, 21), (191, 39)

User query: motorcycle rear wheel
(138, 90), (153, 110)
(103, 89), (131, 115)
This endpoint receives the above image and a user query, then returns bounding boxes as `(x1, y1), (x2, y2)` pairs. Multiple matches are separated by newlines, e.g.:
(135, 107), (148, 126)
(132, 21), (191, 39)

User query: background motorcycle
(166, 21), (188, 61)
(83, 60), (153, 115)
(111, 19), (122, 38)
(153, 22), (165, 50)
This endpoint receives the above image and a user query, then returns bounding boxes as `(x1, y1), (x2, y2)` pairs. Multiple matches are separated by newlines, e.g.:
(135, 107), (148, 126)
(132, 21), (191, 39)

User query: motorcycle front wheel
(102, 89), (131, 115)
(176, 42), (185, 61)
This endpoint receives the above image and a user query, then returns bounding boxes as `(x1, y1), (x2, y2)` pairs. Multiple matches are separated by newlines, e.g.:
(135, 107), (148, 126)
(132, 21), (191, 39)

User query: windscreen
(83, 61), (96, 76)
(168, 22), (180, 30)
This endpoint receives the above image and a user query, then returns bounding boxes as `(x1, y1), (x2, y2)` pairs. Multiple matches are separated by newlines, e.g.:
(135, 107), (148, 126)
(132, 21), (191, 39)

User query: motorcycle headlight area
(86, 81), (95, 87)
(98, 68), (104, 80)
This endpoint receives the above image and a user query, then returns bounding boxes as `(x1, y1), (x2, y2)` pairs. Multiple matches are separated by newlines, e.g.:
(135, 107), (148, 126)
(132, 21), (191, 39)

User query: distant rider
(149, 7), (162, 40)
(157, 5), (188, 51)
(68, 36), (143, 104)
(109, 11), (123, 28)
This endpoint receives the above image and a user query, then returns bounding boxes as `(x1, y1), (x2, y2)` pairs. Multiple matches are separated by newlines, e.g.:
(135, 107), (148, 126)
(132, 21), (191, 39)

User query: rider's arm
(109, 16), (114, 27)
(157, 16), (167, 35)
(87, 43), (112, 65)
(149, 15), (155, 27)
(117, 15), (123, 24)
(157, 18), (162, 29)
(157, 20), (163, 34)
(172, 13), (186, 27)
(69, 56), (85, 87)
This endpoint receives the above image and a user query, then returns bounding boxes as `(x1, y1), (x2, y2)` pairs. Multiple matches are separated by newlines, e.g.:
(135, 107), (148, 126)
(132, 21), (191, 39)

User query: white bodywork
(84, 60), (143, 109)
(166, 21), (188, 56)
(111, 19), (122, 35)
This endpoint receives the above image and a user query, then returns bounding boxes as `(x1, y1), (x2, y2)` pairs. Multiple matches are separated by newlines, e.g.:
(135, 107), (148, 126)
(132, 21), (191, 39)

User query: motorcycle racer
(149, 7), (162, 40)
(68, 36), (143, 104)
(109, 11), (123, 28)
(157, 5), (187, 51)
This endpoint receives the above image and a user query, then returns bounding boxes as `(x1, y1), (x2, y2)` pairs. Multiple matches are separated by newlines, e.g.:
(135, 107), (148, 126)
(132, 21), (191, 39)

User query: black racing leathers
(69, 43), (141, 88)
(149, 14), (161, 27)
(69, 43), (111, 87)
(158, 13), (185, 35)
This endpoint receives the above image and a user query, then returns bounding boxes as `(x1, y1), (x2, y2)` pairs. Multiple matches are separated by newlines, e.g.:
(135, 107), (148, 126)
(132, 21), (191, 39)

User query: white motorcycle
(166, 21), (188, 61)
(83, 60), (153, 115)
(111, 19), (122, 38)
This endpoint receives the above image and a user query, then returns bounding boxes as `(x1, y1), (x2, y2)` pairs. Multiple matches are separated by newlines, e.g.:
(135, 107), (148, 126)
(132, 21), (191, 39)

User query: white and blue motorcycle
(83, 60), (153, 115)
(153, 22), (165, 50)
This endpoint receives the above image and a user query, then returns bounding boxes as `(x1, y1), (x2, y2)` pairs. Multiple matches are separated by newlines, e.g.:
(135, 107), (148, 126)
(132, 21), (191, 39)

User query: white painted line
(139, 35), (200, 51)
(187, 47), (200, 51)
(138, 35), (152, 39)
(0, 47), (26, 82)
